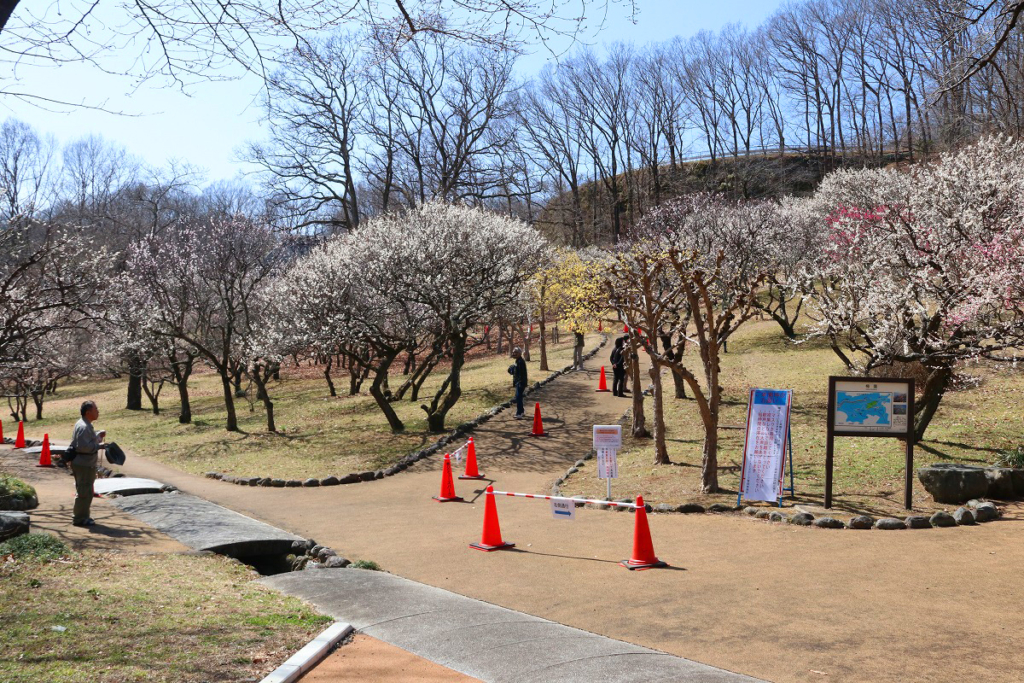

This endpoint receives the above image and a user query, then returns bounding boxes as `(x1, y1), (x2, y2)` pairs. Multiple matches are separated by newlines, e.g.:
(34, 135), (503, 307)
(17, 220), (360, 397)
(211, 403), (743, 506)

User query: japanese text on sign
(739, 389), (792, 502)
(550, 498), (576, 520)
(597, 447), (618, 479)
(593, 425), (622, 450)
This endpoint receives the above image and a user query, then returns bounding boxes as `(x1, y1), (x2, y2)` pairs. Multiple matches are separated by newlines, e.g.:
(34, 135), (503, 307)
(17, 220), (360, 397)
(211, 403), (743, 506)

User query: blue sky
(0, 0), (782, 183)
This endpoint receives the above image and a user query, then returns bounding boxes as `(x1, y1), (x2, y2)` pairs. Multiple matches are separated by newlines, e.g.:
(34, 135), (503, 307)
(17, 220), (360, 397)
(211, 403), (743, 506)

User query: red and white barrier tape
(488, 489), (639, 510)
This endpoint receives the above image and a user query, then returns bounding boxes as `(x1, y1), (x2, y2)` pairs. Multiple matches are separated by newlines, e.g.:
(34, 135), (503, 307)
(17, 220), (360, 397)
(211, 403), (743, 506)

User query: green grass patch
(0, 474), (36, 500)
(348, 559), (382, 571)
(0, 533), (69, 562)
(22, 334), (597, 480)
(0, 547), (332, 682)
(562, 319), (1024, 517)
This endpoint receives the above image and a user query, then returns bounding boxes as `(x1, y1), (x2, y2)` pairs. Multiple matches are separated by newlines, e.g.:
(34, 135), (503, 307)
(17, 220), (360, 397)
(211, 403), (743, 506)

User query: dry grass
(19, 334), (597, 480)
(0, 549), (332, 682)
(561, 319), (1024, 517)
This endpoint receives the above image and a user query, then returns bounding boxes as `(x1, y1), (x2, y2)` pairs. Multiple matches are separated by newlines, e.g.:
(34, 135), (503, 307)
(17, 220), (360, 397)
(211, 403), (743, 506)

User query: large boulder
(984, 469), (1016, 500)
(917, 464), (990, 504)
(0, 511), (30, 541)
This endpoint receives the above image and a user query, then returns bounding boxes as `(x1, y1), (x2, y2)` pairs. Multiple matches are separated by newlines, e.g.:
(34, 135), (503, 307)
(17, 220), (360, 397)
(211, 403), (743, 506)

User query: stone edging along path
(203, 336), (609, 489)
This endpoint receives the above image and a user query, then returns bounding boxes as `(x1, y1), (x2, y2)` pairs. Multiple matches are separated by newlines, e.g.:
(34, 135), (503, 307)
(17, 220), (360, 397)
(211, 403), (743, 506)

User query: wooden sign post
(826, 376), (915, 510)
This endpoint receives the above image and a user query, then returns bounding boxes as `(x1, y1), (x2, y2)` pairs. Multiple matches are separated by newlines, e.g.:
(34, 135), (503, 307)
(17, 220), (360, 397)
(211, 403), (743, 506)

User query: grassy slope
(561, 319), (1023, 517)
(0, 550), (331, 682)
(19, 334), (598, 480)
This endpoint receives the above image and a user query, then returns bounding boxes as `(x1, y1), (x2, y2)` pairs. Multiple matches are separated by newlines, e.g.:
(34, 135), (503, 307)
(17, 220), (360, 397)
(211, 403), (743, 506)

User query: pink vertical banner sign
(739, 389), (793, 503)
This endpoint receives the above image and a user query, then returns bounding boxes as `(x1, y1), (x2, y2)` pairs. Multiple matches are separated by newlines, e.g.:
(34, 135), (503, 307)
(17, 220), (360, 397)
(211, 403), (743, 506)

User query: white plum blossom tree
(805, 135), (1024, 441)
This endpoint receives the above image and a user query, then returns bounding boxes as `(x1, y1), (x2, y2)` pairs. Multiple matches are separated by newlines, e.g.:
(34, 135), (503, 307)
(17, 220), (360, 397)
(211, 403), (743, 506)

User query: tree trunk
(629, 339), (649, 438)
(126, 353), (144, 410)
(539, 304), (549, 372)
(700, 421), (719, 493)
(649, 364), (669, 464)
(176, 380), (192, 424)
(220, 371), (239, 432)
(913, 366), (952, 442)
(424, 332), (467, 433)
(369, 353), (404, 433)
(249, 363), (277, 432)
(323, 355), (337, 397)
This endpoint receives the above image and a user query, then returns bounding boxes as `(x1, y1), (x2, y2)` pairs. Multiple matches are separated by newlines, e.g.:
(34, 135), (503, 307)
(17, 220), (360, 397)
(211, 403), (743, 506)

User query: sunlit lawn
(0, 549), (330, 682)
(20, 333), (599, 479)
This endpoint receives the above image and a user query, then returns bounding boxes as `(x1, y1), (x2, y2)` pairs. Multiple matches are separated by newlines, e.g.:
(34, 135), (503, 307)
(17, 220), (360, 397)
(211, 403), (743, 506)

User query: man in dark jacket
(511, 347), (528, 418)
(70, 400), (107, 527)
(610, 336), (627, 397)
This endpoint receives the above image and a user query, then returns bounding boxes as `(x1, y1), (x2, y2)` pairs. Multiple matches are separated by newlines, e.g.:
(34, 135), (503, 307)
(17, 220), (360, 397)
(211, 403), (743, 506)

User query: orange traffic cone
(620, 496), (667, 570)
(623, 324), (629, 333)
(433, 453), (463, 502)
(530, 402), (546, 437)
(470, 486), (515, 551)
(36, 433), (53, 468)
(15, 421), (25, 448)
(596, 366), (610, 392)
(0, 419), (4, 443)
(459, 437), (486, 480)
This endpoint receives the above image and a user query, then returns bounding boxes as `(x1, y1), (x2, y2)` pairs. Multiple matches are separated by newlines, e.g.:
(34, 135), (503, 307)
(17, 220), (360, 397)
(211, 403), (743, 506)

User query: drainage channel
(103, 485), (347, 575)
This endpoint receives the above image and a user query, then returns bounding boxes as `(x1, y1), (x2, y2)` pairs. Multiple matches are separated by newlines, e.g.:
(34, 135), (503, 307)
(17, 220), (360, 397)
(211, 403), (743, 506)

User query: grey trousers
(71, 464), (96, 523)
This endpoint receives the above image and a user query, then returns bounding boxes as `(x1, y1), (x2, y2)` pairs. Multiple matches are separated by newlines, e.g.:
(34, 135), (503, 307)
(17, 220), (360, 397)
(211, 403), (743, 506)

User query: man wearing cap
(70, 400), (107, 528)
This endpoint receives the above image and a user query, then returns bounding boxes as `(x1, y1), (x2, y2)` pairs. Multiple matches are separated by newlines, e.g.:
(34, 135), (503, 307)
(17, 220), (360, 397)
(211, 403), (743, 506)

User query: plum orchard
(269, 202), (546, 433)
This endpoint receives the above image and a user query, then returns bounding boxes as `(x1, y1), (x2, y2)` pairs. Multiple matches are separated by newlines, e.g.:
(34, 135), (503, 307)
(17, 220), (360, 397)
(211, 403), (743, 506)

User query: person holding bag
(69, 400), (107, 528)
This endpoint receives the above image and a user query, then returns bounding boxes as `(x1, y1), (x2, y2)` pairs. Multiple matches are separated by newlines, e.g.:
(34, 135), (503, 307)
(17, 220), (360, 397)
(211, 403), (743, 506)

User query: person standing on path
(70, 400), (107, 527)
(610, 336), (627, 397)
(510, 347), (528, 418)
(572, 331), (585, 370)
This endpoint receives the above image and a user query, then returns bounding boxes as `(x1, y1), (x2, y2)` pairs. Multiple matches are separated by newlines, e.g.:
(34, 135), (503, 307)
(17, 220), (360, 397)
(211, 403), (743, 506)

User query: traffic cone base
(459, 438), (486, 480)
(620, 496), (667, 570)
(470, 540), (515, 552)
(596, 366), (611, 392)
(434, 454), (463, 502)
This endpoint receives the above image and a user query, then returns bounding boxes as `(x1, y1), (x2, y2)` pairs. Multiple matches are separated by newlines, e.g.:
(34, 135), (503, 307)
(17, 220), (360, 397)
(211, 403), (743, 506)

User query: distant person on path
(573, 331), (585, 370)
(610, 336), (627, 397)
(510, 347), (528, 418)
(70, 400), (107, 527)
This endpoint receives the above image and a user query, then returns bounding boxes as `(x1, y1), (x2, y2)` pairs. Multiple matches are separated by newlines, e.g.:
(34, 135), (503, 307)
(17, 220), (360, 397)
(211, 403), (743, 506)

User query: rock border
(553, 411), (1005, 530)
(203, 336), (609, 488)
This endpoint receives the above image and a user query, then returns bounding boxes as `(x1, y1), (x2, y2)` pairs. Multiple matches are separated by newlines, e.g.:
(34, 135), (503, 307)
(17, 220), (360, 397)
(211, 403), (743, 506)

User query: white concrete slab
(94, 477), (165, 496)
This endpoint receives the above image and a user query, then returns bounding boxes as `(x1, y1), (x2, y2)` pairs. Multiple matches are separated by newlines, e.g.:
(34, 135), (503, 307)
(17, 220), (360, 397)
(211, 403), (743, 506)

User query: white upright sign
(592, 425), (622, 450)
(739, 389), (792, 503)
(550, 498), (576, 520)
(596, 447), (619, 479)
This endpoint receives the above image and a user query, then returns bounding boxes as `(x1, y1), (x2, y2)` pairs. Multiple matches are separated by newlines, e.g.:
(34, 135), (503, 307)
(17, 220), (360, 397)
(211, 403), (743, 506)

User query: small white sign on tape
(593, 425), (622, 450)
(597, 447), (618, 479)
(550, 498), (576, 520)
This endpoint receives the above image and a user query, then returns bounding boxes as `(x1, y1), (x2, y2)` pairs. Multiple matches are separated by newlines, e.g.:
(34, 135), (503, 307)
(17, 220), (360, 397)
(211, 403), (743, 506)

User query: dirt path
(17, 356), (1024, 683)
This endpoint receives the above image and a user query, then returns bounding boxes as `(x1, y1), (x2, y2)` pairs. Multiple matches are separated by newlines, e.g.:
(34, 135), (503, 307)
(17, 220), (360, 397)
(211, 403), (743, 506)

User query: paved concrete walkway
(109, 491), (303, 557)
(264, 568), (762, 683)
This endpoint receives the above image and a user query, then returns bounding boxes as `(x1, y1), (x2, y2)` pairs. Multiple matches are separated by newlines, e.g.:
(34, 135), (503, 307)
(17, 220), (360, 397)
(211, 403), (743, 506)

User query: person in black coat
(510, 347), (528, 418)
(610, 336), (628, 397)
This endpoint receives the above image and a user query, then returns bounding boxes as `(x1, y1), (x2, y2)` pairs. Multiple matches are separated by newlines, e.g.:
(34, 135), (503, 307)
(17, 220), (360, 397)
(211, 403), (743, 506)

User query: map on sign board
(833, 380), (909, 434)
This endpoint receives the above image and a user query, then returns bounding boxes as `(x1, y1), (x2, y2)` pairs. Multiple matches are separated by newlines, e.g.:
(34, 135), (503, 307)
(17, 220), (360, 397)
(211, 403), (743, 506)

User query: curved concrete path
(67, 353), (1024, 683)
